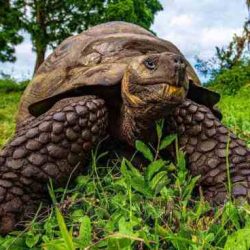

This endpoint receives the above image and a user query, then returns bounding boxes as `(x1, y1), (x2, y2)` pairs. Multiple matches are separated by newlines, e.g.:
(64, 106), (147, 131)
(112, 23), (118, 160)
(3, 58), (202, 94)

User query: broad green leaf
(149, 171), (168, 191)
(121, 158), (150, 196)
(160, 187), (174, 201)
(75, 175), (90, 187)
(145, 159), (166, 182)
(160, 134), (177, 150)
(71, 209), (84, 222)
(43, 239), (67, 250)
(125, 159), (143, 178)
(130, 176), (152, 197)
(25, 233), (40, 248)
(121, 158), (131, 181)
(155, 176), (170, 195)
(135, 140), (154, 161)
(107, 237), (131, 250)
(224, 228), (250, 250)
(118, 217), (133, 235)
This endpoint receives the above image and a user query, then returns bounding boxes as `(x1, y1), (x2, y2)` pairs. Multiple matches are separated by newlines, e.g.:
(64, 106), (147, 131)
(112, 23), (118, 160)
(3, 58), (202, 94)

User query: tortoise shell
(17, 21), (220, 125)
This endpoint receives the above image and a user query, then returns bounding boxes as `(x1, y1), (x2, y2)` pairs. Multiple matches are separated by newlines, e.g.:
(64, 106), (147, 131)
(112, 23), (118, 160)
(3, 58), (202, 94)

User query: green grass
(0, 92), (21, 146)
(217, 85), (250, 146)
(0, 84), (249, 249)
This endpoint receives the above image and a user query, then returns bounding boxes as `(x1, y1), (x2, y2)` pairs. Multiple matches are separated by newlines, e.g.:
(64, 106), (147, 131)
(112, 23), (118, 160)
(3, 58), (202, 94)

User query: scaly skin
(167, 99), (250, 204)
(0, 96), (108, 234)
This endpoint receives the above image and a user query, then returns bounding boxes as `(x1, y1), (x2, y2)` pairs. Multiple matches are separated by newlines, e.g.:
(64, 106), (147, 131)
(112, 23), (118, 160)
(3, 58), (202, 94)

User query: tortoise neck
(119, 104), (155, 147)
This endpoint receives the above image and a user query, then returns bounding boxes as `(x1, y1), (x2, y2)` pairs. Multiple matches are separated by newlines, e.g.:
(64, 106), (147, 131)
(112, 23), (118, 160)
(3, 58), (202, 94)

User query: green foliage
(0, 78), (29, 93)
(103, 0), (163, 30)
(0, 129), (201, 249)
(0, 0), (23, 62)
(1, 0), (163, 71)
(216, 85), (250, 145)
(224, 228), (250, 250)
(55, 206), (75, 250)
(0, 91), (21, 147)
(135, 140), (154, 162)
(206, 60), (250, 95)
(0, 119), (249, 249)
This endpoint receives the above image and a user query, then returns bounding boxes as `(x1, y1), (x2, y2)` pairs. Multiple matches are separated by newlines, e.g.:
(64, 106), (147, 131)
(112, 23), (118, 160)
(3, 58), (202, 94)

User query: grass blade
(55, 207), (75, 250)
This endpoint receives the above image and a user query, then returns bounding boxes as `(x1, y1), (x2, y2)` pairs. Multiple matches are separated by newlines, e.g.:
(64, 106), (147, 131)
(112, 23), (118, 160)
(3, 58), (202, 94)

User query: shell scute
(17, 21), (201, 125)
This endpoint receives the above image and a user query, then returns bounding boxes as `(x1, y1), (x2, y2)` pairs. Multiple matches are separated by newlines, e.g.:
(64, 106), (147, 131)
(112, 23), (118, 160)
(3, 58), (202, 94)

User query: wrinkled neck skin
(118, 103), (175, 147)
(119, 105), (151, 146)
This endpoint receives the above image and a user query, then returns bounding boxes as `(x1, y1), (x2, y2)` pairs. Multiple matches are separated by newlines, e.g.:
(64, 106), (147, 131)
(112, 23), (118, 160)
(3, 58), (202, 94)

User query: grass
(0, 92), (22, 146)
(216, 85), (250, 146)
(0, 81), (249, 249)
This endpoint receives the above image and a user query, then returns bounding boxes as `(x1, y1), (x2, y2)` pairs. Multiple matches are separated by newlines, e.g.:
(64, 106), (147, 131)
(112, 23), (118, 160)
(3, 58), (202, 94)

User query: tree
(2, 0), (163, 74)
(246, 0), (250, 49)
(215, 22), (249, 69)
(0, 0), (23, 62)
(195, 22), (250, 77)
(103, 0), (163, 30)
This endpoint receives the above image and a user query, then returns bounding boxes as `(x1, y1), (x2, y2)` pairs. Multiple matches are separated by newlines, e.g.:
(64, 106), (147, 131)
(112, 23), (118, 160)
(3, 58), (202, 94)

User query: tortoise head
(121, 52), (189, 119)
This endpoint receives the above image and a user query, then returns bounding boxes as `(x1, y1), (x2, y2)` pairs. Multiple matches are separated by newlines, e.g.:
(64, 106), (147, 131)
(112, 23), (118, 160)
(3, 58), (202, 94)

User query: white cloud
(169, 14), (194, 28)
(0, 0), (248, 80)
(199, 27), (243, 58)
(152, 0), (247, 64)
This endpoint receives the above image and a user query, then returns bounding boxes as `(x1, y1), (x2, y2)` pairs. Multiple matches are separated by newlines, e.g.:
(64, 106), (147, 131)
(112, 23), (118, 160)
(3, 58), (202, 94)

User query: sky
(0, 0), (248, 80)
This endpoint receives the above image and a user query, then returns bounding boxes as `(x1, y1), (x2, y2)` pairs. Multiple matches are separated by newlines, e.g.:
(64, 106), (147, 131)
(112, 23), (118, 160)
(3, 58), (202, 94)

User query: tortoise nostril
(172, 55), (187, 87)
(173, 55), (185, 65)
(174, 58), (179, 63)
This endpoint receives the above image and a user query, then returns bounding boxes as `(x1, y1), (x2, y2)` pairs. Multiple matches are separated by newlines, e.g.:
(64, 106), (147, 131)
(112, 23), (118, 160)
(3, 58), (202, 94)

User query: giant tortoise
(0, 21), (249, 234)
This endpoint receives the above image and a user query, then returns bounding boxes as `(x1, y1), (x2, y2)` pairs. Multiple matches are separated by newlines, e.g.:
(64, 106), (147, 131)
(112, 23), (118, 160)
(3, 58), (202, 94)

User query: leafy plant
(207, 60), (250, 95)
(0, 78), (29, 93)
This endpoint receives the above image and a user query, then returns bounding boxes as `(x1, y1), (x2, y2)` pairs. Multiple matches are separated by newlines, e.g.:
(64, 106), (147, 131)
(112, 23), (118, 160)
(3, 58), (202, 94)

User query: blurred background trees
(0, 0), (163, 74)
(0, 0), (23, 62)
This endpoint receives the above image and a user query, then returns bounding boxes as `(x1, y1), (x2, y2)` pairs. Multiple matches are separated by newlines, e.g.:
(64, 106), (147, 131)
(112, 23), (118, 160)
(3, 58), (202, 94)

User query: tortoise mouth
(161, 84), (186, 98)
(143, 82), (187, 101)
(135, 78), (188, 88)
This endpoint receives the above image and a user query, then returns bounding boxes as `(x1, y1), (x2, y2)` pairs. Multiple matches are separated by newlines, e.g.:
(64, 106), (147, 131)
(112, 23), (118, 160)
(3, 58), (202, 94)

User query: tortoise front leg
(0, 95), (108, 234)
(167, 99), (250, 204)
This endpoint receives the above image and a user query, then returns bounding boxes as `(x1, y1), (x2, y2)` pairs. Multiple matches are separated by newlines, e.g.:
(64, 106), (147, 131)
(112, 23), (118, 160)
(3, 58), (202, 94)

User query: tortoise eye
(144, 58), (157, 70)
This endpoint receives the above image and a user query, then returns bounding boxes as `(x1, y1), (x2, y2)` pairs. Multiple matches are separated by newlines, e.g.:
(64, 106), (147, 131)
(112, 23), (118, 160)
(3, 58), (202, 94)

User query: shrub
(0, 78), (29, 93)
(206, 60), (250, 95)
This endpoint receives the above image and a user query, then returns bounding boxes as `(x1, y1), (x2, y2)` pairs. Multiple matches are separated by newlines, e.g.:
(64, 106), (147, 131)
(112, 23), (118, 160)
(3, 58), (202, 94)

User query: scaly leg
(0, 96), (108, 234)
(167, 99), (250, 204)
